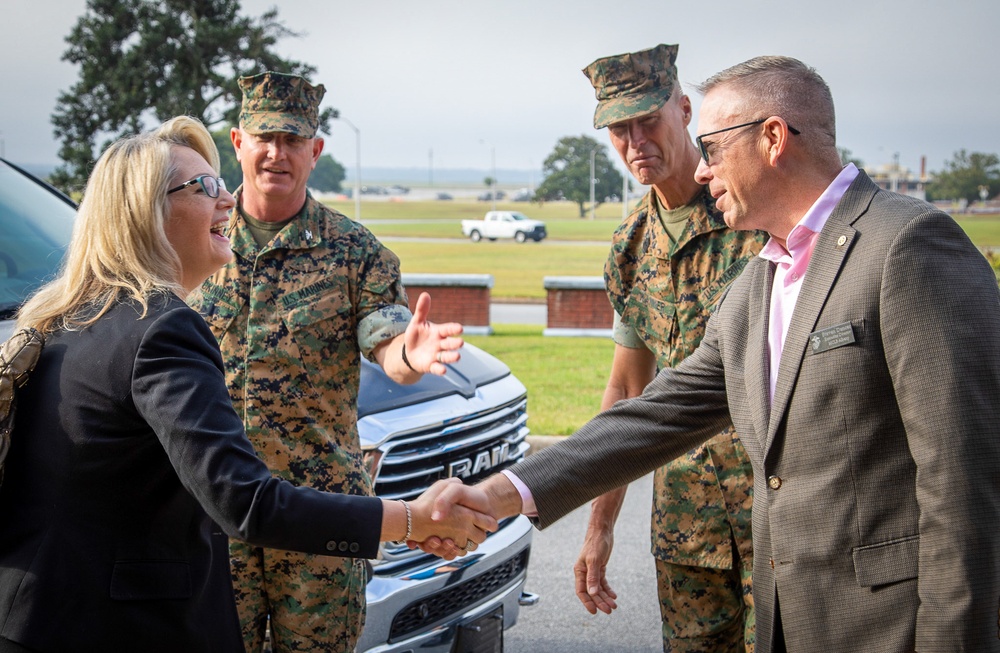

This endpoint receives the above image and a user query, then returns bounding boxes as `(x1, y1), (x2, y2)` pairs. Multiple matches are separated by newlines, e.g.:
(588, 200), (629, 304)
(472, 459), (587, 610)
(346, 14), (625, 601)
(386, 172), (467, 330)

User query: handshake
(386, 474), (522, 560)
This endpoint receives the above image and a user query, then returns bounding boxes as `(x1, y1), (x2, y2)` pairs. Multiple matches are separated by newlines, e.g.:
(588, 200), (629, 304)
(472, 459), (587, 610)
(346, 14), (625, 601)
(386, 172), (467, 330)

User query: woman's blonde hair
(16, 116), (220, 334)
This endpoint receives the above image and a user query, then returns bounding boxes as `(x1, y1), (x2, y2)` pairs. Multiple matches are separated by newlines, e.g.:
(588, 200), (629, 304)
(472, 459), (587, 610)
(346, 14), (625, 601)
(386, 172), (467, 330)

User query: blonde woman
(0, 116), (492, 653)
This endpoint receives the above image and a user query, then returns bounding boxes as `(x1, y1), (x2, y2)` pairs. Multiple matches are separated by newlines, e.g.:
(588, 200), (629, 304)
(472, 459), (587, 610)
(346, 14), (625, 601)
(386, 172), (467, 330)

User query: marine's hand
(574, 524), (618, 614)
(404, 292), (464, 376)
(407, 478), (497, 559)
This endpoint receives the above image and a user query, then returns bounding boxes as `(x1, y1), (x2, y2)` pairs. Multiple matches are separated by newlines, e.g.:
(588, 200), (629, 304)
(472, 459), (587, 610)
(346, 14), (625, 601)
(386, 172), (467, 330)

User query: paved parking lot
(504, 469), (661, 652)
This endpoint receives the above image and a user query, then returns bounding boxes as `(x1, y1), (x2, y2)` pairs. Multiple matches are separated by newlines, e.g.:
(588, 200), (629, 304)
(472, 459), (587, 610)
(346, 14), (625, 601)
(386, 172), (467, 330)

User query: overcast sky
(2, 0), (998, 179)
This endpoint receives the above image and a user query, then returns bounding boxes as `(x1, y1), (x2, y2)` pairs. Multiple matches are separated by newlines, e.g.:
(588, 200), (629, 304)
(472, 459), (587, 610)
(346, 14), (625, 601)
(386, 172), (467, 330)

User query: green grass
(953, 214), (1000, 247)
(388, 240), (607, 299)
(323, 199), (626, 241)
(465, 325), (614, 435)
(320, 199), (620, 300)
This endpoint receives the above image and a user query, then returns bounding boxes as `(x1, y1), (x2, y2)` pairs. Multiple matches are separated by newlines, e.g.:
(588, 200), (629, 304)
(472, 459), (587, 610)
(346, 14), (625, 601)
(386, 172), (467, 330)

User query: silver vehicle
(0, 158), (535, 652)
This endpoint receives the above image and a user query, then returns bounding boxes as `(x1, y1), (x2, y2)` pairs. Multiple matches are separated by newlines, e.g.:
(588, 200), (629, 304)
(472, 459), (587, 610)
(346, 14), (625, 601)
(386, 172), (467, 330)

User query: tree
(50, 0), (335, 193)
(308, 155), (345, 193)
(213, 128), (242, 190)
(535, 135), (624, 217)
(927, 150), (1000, 204)
(838, 147), (864, 169)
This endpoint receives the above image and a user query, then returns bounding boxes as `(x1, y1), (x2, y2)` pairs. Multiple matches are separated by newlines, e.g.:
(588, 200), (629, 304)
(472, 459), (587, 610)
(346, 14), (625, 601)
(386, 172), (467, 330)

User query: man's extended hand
(403, 292), (464, 376)
(406, 478), (497, 560)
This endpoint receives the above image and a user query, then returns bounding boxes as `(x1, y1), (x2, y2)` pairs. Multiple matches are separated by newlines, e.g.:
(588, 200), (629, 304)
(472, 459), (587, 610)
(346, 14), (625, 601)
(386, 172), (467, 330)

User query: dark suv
(0, 158), (534, 653)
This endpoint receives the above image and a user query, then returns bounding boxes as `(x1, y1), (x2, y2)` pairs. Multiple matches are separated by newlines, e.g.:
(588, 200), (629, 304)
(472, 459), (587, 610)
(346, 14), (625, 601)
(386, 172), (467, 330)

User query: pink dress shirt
(760, 164), (859, 401)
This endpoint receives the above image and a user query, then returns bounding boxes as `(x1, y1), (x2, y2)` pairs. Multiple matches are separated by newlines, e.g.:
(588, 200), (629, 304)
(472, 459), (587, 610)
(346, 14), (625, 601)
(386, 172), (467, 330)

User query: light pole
(589, 149), (596, 220)
(480, 139), (496, 211)
(334, 112), (361, 221)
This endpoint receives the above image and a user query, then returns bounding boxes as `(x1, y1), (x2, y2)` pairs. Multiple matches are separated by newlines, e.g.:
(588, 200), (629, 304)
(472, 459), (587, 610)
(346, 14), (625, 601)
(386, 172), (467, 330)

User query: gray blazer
(513, 173), (1000, 653)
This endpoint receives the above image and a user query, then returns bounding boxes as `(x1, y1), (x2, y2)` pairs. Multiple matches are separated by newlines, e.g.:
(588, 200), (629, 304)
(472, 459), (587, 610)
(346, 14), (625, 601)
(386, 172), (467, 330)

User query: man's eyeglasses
(167, 174), (226, 198)
(696, 118), (800, 165)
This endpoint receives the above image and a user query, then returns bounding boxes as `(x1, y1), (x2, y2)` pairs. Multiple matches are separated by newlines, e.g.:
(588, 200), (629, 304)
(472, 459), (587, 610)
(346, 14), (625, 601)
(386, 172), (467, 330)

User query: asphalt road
(503, 473), (661, 652)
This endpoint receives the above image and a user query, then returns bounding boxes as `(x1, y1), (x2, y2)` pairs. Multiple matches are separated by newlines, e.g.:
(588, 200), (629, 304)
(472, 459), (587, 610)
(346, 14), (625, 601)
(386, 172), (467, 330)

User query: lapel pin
(836, 235), (847, 247)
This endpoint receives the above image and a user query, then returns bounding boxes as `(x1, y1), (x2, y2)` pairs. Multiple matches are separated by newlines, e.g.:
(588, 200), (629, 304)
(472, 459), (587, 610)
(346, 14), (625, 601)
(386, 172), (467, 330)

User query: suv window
(0, 161), (75, 317)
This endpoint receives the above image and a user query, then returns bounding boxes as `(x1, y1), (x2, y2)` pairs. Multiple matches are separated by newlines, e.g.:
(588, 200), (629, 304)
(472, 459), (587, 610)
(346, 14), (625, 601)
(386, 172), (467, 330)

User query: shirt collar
(760, 163), (860, 263)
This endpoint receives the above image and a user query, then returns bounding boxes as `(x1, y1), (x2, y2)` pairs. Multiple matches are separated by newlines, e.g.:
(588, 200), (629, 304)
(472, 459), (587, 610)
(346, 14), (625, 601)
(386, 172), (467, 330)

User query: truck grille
(373, 396), (530, 501)
(389, 548), (530, 641)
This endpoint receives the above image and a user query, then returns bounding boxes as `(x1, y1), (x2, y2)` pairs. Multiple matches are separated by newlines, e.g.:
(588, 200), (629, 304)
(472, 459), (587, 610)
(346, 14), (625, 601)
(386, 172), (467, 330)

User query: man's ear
(230, 127), (243, 161)
(678, 95), (692, 127)
(311, 137), (325, 168)
(764, 118), (792, 167)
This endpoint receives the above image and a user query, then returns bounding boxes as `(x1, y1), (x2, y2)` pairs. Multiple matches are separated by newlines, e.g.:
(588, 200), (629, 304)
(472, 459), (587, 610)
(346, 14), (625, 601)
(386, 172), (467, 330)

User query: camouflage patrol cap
(582, 44), (679, 129)
(238, 71), (326, 138)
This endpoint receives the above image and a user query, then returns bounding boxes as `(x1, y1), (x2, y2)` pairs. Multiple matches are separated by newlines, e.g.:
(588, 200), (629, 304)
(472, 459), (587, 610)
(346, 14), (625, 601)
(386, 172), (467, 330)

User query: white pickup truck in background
(461, 210), (547, 243)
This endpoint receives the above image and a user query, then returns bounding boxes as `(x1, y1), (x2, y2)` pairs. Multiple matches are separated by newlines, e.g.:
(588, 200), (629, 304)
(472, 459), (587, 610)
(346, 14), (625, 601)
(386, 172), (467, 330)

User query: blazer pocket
(852, 534), (918, 588)
(110, 560), (193, 600)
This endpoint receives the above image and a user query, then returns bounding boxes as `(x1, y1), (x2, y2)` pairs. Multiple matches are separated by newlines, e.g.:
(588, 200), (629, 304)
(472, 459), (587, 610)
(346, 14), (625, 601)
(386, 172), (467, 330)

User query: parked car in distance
(0, 157), (536, 653)
(511, 188), (535, 202)
(461, 210), (547, 243)
(477, 190), (506, 201)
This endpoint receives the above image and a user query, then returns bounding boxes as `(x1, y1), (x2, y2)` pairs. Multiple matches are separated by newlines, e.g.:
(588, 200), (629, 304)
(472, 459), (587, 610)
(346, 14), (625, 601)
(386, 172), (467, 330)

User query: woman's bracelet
(392, 499), (412, 544)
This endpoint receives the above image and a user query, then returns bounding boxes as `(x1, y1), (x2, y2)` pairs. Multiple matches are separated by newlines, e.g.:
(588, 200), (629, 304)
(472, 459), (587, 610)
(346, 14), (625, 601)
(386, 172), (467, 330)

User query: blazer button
(326, 541), (337, 552)
(767, 475), (782, 490)
(339, 541), (349, 552)
(350, 543), (360, 554)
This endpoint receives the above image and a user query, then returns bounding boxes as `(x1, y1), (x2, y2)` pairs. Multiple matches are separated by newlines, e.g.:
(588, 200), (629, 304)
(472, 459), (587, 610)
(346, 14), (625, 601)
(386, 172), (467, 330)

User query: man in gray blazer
(431, 56), (1000, 653)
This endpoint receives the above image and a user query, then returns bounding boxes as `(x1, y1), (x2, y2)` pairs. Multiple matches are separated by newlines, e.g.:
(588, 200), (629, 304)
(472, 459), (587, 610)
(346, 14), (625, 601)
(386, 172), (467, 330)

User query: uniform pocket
(283, 290), (352, 334)
(191, 283), (242, 338)
(622, 291), (677, 352)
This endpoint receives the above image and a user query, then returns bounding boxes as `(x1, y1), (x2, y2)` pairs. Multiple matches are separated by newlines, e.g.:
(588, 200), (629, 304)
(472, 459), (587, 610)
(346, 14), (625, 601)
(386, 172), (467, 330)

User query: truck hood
(358, 342), (511, 418)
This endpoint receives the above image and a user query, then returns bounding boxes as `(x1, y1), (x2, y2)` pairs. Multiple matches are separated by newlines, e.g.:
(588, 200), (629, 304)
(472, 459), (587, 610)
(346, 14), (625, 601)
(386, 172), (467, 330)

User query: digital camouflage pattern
(238, 71), (326, 138)
(656, 558), (749, 653)
(605, 186), (765, 652)
(583, 43), (679, 129)
(188, 190), (411, 653)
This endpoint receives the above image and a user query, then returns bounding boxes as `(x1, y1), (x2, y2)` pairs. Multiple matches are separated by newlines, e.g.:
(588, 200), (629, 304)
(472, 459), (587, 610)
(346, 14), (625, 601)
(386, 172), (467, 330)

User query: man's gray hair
(696, 56), (837, 147)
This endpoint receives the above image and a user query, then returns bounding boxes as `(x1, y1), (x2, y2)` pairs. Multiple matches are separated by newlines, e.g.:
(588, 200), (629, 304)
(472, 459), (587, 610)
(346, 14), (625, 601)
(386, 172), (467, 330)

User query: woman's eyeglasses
(167, 174), (226, 198)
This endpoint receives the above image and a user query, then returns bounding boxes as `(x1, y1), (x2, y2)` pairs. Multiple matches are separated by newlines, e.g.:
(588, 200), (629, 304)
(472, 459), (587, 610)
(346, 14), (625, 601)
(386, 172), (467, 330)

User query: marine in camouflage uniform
(189, 72), (412, 653)
(581, 45), (766, 652)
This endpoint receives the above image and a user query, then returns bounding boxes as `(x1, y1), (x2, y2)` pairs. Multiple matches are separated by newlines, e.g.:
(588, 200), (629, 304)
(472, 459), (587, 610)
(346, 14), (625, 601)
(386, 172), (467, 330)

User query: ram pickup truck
(461, 210), (547, 243)
(0, 158), (536, 653)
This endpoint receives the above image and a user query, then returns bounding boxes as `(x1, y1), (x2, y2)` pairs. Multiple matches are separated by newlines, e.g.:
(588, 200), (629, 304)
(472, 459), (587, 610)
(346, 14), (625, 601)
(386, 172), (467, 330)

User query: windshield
(0, 161), (76, 317)
(510, 212), (529, 221)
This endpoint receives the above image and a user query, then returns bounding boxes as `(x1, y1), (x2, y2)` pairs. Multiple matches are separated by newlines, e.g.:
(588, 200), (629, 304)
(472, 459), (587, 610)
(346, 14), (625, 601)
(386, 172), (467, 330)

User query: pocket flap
(852, 535), (918, 588)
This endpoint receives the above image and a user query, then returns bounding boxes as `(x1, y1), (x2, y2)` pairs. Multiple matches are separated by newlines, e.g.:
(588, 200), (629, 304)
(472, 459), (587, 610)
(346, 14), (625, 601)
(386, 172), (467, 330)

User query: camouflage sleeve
(612, 310), (645, 349)
(354, 233), (411, 359)
(358, 304), (412, 359)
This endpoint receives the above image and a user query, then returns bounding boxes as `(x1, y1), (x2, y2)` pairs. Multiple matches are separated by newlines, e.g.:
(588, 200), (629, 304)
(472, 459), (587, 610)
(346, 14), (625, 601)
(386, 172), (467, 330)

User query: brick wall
(402, 273), (493, 334)
(543, 276), (613, 335)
